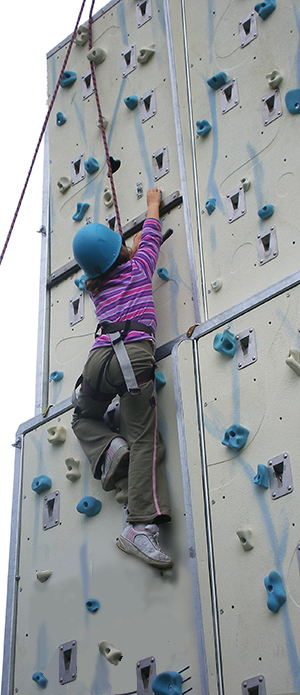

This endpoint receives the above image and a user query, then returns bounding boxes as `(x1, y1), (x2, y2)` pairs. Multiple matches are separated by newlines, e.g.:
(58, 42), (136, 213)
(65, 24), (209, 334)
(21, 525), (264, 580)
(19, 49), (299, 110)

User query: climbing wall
(46, 0), (197, 405)
(175, 282), (300, 693)
(168, 0), (300, 318)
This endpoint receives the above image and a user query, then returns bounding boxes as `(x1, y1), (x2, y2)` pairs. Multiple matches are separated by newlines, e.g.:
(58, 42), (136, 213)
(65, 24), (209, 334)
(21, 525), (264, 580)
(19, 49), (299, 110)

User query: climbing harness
(72, 320), (155, 411)
(0, 0), (87, 266)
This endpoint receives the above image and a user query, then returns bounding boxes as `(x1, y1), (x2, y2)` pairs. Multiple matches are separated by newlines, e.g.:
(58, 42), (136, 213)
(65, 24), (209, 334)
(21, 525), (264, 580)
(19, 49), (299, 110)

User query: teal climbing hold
(32, 672), (48, 689)
(207, 72), (227, 90)
(196, 120), (212, 137)
(205, 198), (216, 215)
(213, 329), (236, 358)
(222, 425), (249, 451)
(155, 371), (166, 390)
(56, 112), (66, 126)
(84, 157), (99, 174)
(72, 202), (90, 222)
(254, 464), (269, 488)
(124, 95), (139, 110)
(77, 496), (102, 517)
(264, 571), (286, 612)
(75, 274), (87, 291)
(285, 89), (300, 115)
(31, 476), (52, 495)
(152, 671), (182, 695)
(157, 267), (169, 281)
(258, 204), (274, 220)
(60, 70), (77, 88)
(254, 0), (276, 20)
(50, 370), (64, 382)
(86, 599), (100, 612)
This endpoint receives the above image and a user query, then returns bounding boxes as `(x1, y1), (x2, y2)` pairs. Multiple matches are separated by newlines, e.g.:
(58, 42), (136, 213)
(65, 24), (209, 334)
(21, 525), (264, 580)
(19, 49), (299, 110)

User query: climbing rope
(0, 0), (87, 267)
(88, 0), (123, 236)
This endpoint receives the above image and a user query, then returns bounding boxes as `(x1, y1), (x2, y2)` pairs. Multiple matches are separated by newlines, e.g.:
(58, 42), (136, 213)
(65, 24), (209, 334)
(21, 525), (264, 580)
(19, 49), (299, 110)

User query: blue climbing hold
(258, 204), (274, 220)
(84, 157), (99, 174)
(31, 476), (52, 495)
(213, 329), (236, 358)
(77, 496), (102, 517)
(72, 202), (90, 222)
(152, 671), (182, 695)
(285, 89), (300, 115)
(264, 571), (286, 612)
(205, 198), (216, 215)
(75, 274), (88, 292)
(86, 599), (100, 613)
(155, 371), (166, 390)
(157, 267), (169, 281)
(60, 70), (77, 88)
(222, 425), (249, 451)
(254, 464), (269, 489)
(254, 0), (276, 20)
(124, 95), (139, 110)
(32, 672), (48, 689)
(207, 72), (227, 90)
(196, 119), (212, 137)
(56, 112), (66, 126)
(50, 370), (64, 382)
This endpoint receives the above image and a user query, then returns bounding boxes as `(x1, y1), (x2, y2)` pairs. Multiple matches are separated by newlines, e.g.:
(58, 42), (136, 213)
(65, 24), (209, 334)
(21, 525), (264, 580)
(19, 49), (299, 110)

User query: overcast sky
(0, 0), (107, 683)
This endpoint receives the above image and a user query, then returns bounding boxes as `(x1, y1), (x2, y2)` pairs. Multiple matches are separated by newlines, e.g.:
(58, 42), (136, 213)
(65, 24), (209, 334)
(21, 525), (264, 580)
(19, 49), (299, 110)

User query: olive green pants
(71, 341), (171, 524)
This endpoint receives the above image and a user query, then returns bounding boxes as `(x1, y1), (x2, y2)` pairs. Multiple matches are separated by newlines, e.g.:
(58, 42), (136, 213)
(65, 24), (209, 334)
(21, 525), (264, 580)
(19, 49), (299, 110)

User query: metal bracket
(261, 89), (282, 126)
(59, 640), (77, 684)
(235, 327), (257, 369)
(136, 182), (144, 199)
(152, 146), (169, 181)
(242, 675), (266, 695)
(136, 0), (152, 27)
(70, 153), (85, 185)
(141, 88), (156, 122)
(239, 12), (257, 48)
(220, 78), (239, 113)
(43, 491), (60, 530)
(226, 184), (246, 223)
(105, 212), (117, 231)
(69, 292), (84, 326)
(121, 45), (136, 77)
(81, 71), (94, 100)
(268, 453), (293, 499)
(136, 657), (156, 695)
(257, 226), (278, 265)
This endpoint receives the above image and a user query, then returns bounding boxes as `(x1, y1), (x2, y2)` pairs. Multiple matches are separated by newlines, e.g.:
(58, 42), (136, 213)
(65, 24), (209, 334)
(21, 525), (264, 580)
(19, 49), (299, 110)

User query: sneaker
(116, 523), (173, 569)
(100, 437), (129, 491)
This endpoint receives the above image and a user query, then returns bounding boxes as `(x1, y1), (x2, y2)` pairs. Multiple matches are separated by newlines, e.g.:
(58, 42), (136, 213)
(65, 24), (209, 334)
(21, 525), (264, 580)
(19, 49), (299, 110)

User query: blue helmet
(72, 223), (122, 278)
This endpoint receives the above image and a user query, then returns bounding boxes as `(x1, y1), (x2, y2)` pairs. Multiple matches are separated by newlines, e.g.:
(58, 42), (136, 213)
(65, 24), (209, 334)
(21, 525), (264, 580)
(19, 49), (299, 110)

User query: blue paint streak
(210, 225), (217, 252)
(116, 0), (128, 45)
(80, 542), (90, 601)
(207, 2), (216, 64)
(36, 623), (48, 670)
(133, 111), (153, 187)
(107, 81), (127, 151)
(74, 102), (87, 146)
(91, 654), (111, 695)
(207, 88), (224, 211)
(246, 142), (264, 210)
(293, 5), (300, 87)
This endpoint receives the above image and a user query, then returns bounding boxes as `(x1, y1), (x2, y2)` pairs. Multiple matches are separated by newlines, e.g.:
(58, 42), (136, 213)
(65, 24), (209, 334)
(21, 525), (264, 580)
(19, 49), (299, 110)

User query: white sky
(0, 0), (107, 684)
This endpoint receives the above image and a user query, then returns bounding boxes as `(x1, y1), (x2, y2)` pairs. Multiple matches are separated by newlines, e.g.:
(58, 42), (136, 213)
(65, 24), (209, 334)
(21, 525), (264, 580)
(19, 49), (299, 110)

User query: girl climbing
(71, 188), (173, 570)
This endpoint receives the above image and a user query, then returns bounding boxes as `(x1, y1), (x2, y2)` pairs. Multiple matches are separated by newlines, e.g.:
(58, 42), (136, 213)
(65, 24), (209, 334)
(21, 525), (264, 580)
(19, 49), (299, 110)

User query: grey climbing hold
(86, 46), (106, 64)
(47, 425), (67, 445)
(65, 458), (81, 482)
(98, 641), (123, 665)
(286, 348), (300, 376)
(36, 569), (53, 583)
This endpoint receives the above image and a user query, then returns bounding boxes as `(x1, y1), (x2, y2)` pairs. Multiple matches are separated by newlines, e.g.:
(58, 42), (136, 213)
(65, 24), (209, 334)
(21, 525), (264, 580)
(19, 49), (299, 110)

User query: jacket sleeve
(132, 218), (162, 279)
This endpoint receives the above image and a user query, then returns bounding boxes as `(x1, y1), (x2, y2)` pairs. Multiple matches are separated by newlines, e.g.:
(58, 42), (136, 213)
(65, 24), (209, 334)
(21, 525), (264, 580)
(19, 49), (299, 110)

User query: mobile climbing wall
(2, 1), (300, 695)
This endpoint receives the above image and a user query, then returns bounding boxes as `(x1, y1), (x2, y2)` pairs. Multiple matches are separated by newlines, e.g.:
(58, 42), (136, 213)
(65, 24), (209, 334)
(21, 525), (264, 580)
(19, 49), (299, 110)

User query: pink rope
(88, 0), (123, 236)
(0, 0), (87, 266)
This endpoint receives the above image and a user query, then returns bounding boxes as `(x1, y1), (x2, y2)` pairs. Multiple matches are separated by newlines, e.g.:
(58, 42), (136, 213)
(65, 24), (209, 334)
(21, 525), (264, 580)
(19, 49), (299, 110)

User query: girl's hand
(146, 187), (162, 220)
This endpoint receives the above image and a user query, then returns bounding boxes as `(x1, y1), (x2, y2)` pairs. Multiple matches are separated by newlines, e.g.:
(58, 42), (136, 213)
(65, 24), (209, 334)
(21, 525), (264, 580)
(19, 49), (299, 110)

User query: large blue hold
(84, 157), (99, 174)
(31, 476), (52, 495)
(207, 72), (227, 90)
(60, 71), (77, 88)
(264, 571), (286, 612)
(254, 0), (276, 20)
(196, 119), (212, 137)
(213, 329), (236, 358)
(77, 496), (102, 517)
(258, 204), (274, 220)
(32, 672), (48, 689)
(254, 464), (269, 489)
(72, 202), (90, 222)
(50, 370), (64, 382)
(285, 89), (300, 115)
(86, 599), (100, 612)
(152, 671), (182, 695)
(222, 425), (249, 451)
(124, 95), (138, 110)
(205, 198), (216, 215)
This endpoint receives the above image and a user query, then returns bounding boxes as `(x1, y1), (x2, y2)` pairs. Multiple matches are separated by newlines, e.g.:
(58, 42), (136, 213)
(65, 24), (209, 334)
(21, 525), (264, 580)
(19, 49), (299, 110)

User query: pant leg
(71, 346), (119, 478)
(112, 343), (171, 525)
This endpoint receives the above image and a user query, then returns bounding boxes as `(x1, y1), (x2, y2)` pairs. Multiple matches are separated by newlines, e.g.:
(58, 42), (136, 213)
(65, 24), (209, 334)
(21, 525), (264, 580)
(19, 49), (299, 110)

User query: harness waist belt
(95, 320), (154, 338)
